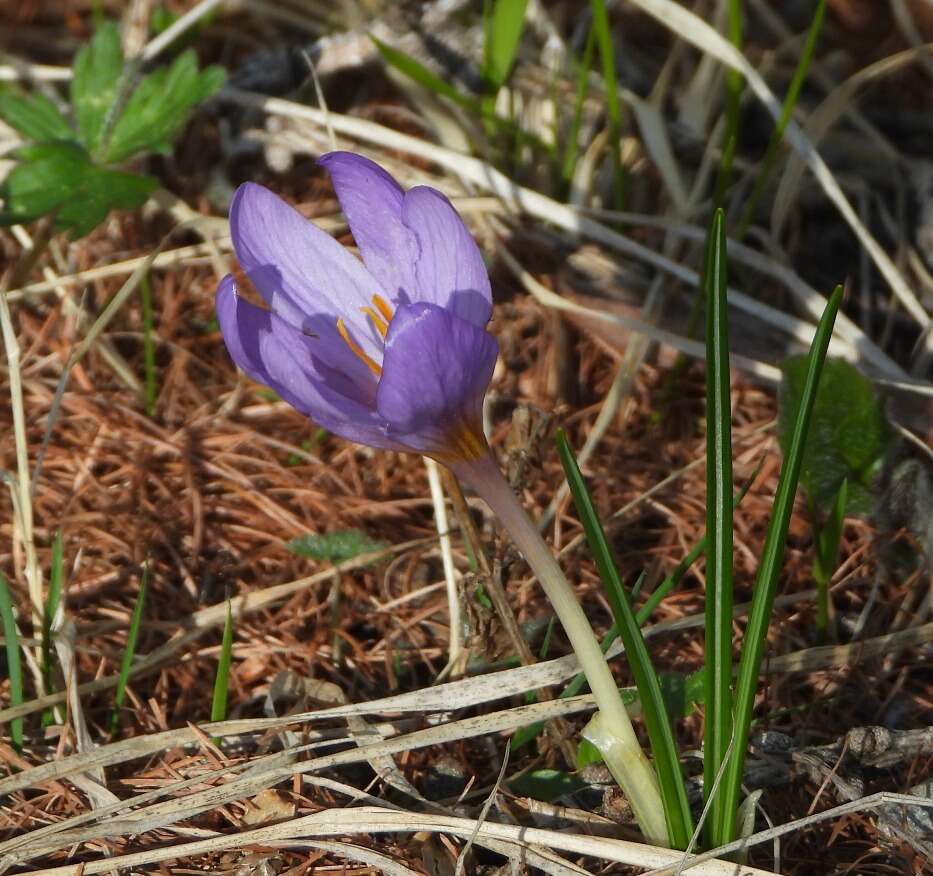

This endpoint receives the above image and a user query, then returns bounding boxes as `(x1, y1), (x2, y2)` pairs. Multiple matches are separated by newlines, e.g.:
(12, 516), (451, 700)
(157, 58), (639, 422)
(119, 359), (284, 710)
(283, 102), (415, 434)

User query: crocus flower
(216, 151), (497, 466)
(215, 152), (668, 846)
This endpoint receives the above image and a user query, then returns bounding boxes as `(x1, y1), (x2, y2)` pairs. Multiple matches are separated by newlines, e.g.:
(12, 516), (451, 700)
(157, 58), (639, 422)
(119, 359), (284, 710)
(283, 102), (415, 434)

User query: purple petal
(376, 302), (498, 457)
(317, 151), (416, 304)
(230, 182), (384, 357)
(402, 186), (492, 326)
(216, 276), (398, 450)
(319, 152), (492, 326)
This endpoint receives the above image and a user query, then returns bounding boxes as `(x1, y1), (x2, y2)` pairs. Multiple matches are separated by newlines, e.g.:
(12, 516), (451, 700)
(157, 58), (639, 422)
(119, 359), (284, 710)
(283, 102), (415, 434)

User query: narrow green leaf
(140, 273), (157, 416)
(373, 36), (479, 110)
(589, 0), (625, 208)
(211, 599), (234, 725)
(71, 21), (124, 152)
(557, 429), (693, 850)
(0, 88), (73, 142)
(104, 52), (225, 163)
(737, 0), (826, 236)
(720, 284), (844, 843)
(702, 208), (735, 848)
(483, 0), (529, 90)
(110, 565), (147, 736)
(0, 573), (24, 750)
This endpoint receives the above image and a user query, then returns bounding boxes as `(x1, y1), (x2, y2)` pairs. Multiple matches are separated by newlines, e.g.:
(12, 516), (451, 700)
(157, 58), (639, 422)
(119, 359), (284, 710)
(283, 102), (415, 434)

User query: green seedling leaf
(110, 565), (147, 736)
(71, 21), (124, 153)
(483, 0), (529, 91)
(42, 531), (65, 718)
(813, 478), (848, 640)
(0, 142), (157, 236)
(0, 573), (24, 750)
(778, 356), (891, 517)
(0, 87), (73, 142)
(104, 51), (225, 163)
(211, 599), (234, 726)
(287, 529), (389, 565)
(509, 769), (587, 803)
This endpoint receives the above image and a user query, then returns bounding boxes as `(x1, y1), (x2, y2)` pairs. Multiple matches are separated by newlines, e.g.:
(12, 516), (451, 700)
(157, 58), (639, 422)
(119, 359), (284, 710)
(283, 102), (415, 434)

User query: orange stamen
(373, 293), (394, 323)
(359, 306), (390, 338)
(337, 318), (382, 376)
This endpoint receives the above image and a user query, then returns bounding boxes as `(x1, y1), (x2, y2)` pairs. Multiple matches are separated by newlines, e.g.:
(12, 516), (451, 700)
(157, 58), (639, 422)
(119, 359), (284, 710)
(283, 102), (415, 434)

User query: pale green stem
(453, 452), (669, 846)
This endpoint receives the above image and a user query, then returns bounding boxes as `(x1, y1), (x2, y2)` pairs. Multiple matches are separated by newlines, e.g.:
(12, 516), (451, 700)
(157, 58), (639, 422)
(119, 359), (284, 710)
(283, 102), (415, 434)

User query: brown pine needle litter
(2, 1), (932, 874)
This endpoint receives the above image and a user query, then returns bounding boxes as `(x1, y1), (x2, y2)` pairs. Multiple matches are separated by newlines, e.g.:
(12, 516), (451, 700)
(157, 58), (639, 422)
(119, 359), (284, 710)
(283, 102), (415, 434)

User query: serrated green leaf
(287, 530), (389, 565)
(0, 87), (74, 142)
(0, 141), (156, 236)
(778, 357), (891, 517)
(509, 769), (588, 802)
(71, 21), (124, 152)
(483, 0), (529, 90)
(103, 52), (225, 163)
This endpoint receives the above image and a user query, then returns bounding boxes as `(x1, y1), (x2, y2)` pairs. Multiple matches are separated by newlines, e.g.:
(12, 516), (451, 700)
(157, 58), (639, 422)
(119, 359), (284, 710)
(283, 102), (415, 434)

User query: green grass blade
(110, 564), (147, 736)
(737, 0), (826, 236)
(43, 531), (63, 691)
(0, 573), (24, 749)
(372, 36), (479, 110)
(814, 477), (847, 641)
(140, 272), (157, 417)
(720, 284), (844, 842)
(560, 24), (597, 190)
(211, 598), (234, 724)
(41, 530), (64, 725)
(557, 429), (693, 850)
(713, 0), (744, 205)
(483, 0), (529, 92)
(702, 208), (734, 847)
(589, 0), (625, 208)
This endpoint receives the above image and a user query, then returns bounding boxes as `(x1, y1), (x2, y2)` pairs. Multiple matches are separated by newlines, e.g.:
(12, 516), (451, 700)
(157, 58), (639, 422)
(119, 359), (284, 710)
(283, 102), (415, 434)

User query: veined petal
(376, 302), (498, 459)
(317, 151), (416, 303)
(216, 276), (397, 450)
(402, 186), (492, 326)
(319, 152), (492, 326)
(230, 182), (384, 356)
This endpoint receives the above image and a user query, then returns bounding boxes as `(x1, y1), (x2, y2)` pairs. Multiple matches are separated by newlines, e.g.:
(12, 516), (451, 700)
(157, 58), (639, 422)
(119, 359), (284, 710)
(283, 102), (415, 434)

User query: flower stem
(453, 453), (669, 847)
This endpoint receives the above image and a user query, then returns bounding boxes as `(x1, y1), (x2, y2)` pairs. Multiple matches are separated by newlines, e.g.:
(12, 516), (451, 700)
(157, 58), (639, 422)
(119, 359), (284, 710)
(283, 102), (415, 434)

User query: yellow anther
(337, 318), (382, 376)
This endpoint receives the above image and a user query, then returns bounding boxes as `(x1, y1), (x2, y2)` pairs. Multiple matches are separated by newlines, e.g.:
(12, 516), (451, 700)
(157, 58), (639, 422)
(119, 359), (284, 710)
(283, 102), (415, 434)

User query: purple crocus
(215, 152), (669, 845)
(216, 151), (497, 465)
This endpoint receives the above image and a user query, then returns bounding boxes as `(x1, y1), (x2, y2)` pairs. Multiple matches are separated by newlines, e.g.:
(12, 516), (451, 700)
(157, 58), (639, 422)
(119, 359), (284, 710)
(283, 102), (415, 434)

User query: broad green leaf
(0, 87), (73, 142)
(778, 356), (891, 517)
(287, 530), (389, 565)
(483, 0), (529, 90)
(0, 141), (156, 236)
(104, 51), (224, 163)
(71, 21), (124, 152)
